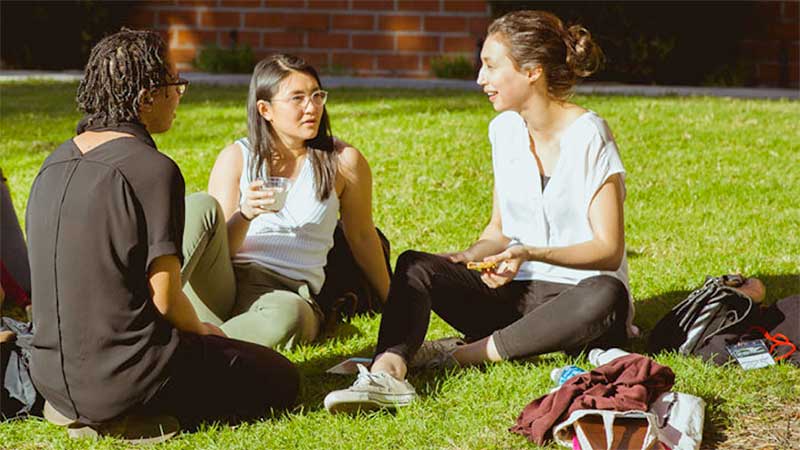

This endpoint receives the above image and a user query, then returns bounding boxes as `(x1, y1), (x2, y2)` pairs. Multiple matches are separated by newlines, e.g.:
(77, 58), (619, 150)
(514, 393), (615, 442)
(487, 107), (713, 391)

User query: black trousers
(375, 250), (629, 361)
(143, 332), (299, 428)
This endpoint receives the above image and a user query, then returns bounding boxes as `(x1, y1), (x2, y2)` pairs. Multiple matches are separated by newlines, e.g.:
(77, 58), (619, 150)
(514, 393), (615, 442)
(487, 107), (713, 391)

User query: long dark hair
(247, 54), (337, 201)
(488, 11), (604, 100)
(76, 28), (169, 127)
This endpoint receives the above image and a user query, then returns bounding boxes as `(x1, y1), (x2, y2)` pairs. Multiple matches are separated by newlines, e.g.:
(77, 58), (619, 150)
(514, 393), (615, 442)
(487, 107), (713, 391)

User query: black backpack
(648, 274), (756, 356)
(315, 222), (391, 334)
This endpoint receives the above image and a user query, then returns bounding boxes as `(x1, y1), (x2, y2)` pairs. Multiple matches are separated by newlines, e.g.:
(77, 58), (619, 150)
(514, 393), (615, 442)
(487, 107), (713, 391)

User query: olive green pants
(181, 193), (321, 350)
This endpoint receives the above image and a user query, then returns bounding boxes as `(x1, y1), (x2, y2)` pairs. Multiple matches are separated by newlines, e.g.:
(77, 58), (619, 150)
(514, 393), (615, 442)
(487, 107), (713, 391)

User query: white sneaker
(324, 364), (417, 414)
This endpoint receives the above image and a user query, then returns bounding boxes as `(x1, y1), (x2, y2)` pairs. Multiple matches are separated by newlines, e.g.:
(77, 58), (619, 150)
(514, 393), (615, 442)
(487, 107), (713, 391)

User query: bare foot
(735, 277), (766, 303)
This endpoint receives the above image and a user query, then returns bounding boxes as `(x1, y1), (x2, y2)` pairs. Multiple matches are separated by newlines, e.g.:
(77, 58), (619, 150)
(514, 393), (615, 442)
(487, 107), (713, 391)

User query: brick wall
(741, 1), (799, 87)
(129, 0), (490, 78)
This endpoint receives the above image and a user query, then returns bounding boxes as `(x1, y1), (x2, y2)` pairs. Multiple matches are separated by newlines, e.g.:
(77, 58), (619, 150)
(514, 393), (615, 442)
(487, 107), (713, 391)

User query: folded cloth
(510, 354), (675, 445)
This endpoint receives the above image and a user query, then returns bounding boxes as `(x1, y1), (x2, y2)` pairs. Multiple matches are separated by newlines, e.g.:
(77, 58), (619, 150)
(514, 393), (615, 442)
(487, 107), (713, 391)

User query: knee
(185, 192), (223, 232)
(395, 250), (439, 285)
(256, 298), (317, 348)
(573, 276), (628, 322)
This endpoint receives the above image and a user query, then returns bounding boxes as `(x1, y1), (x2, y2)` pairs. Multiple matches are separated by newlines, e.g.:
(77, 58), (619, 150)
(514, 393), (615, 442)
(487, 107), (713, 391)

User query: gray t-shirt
(27, 122), (183, 424)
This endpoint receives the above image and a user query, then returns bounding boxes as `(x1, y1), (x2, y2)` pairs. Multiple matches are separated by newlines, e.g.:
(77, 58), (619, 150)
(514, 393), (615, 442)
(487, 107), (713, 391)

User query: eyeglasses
(271, 90), (328, 108)
(157, 77), (189, 97)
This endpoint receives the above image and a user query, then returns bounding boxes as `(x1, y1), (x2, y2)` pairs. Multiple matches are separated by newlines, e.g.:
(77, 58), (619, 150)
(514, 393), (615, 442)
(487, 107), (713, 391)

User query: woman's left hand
(480, 246), (529, 289)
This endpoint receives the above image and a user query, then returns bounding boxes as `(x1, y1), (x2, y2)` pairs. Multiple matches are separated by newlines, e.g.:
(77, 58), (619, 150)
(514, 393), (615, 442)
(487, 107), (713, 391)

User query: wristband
(238, 209), (254, 222)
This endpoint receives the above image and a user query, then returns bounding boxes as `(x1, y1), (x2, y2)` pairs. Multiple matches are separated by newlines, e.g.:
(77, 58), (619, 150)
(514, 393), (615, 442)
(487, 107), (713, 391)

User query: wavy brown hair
(76, 28), (169, 127)
(247, 54), (337, 201)
(488, 10), (604, 100)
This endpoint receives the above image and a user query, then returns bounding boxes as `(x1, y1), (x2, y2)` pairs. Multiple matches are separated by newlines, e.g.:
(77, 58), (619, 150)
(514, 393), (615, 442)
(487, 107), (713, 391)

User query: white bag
(649, 392), (705, 450)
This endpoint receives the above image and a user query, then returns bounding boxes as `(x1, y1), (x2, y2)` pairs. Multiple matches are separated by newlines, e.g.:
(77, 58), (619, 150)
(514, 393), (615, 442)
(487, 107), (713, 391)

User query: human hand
(239, 179), (278, 220)
(200, 322), (227, 338)
(479, 246), (529, 289)
(438, 250), (473, 264)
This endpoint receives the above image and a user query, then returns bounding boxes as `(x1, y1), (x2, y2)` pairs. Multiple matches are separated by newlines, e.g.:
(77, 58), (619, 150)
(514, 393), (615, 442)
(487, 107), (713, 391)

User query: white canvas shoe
(324, 364), (417, 414)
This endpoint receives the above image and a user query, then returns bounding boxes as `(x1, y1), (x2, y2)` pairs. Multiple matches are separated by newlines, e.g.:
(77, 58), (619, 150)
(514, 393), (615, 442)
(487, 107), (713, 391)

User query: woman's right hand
(239, 179), (277, 220)
(439, 250), (473, 264)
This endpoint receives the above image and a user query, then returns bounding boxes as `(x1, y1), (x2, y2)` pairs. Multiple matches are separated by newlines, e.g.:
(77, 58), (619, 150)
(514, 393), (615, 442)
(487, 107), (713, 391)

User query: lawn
(1, 81), (799, 449)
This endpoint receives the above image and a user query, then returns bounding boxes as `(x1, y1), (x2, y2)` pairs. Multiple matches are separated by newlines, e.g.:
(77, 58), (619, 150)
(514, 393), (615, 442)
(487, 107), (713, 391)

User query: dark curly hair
(76, 28), (170, 127)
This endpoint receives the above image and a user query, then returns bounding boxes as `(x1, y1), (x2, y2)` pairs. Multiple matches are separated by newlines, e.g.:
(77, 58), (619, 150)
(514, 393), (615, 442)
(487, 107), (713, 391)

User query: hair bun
(565, 24), (604, 78)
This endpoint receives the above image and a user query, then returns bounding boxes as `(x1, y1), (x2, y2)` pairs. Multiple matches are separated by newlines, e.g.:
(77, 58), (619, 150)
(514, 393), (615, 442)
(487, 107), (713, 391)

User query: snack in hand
(467, 261), (498, 271)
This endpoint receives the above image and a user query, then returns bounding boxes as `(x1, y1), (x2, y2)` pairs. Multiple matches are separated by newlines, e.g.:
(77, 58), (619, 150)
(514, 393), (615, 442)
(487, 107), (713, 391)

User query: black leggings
(142, 332), (299, 428)
(375, 250), (629, 361)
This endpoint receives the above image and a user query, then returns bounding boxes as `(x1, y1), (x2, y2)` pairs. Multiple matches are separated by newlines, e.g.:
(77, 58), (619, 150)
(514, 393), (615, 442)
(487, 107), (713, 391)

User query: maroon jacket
(510, 354), (675, 445)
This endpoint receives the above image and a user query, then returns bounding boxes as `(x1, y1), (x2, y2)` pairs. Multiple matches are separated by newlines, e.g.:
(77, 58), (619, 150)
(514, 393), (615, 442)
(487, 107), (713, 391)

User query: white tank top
(233, 138), (339, 294)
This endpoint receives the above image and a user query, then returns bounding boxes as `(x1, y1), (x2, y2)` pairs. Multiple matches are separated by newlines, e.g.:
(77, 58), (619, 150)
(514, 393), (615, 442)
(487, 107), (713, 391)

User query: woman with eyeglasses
(26, 29), (298, 441)
(192, 54), (390, 350)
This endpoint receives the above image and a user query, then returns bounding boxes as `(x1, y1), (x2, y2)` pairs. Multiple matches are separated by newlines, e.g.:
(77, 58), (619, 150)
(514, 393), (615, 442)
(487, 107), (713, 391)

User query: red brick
(397, 35), (439, 52)
(200, 11), (242, 28)
(219, 0), (263, 7)
(245, 12), (285, 28)
(332, 52), (375, 70)
(789, 63), (799, 82)
(757, 62), (781, 84)
(175, 0), (216, 6)
(158, 9), (199, 27)
(308, 0), (349, 9)
(168, 47), (197, 65)
(377, 54), (419, 71)
(351, 0), (394, 11)
(767, 22), (800, 39)
(791, 43), (800, 62)
(443, 0), (488, 13)
(424, 16), (466, 32)
(176, 29), (218, 47)
(783, 1), (798, 22)
(468, 16), (489, 34)
(740, 40), (781, 62)
(127, 9), (156, 29)
(220, 30), (261, 47)
(332, 13), (375, 30)
(264, 0), (308, 6)
(379, 14), (421, 31)
(443, 36), (477, 52)
(352, 33), (395, 50)
(262, 31), (304, 48)
(398, 0), (440, 11)
(294, 51), (330, 68)
(284, 13), (330, 30)
(308, 32), (349, 48)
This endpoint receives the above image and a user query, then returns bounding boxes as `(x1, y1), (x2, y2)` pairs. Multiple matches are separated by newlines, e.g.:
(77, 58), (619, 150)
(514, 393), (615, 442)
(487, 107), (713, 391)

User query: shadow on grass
(699, 394), (731, 449)
(632, 273), (800, 347)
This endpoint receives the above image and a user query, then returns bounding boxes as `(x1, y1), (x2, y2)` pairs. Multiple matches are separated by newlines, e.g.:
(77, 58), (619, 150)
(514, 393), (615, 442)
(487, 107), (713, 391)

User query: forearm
(225, 210), (251, 255)
(347, 229), (391, 302)
(158, 291), (206, 334)
(464, 226), (512, 261)
(524, 239), (623, 272)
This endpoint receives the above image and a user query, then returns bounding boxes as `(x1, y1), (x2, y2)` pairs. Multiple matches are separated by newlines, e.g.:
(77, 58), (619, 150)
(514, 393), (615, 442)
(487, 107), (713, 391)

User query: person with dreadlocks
(26, 29), (298, 442)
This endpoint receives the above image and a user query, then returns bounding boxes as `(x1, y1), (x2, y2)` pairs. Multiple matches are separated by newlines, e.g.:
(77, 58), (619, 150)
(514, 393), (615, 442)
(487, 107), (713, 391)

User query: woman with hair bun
(324, 10), (634, 413)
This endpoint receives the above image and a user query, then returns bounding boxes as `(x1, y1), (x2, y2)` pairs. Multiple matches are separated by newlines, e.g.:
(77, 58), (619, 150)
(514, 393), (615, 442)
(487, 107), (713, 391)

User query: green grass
(1, 82), (799, 449)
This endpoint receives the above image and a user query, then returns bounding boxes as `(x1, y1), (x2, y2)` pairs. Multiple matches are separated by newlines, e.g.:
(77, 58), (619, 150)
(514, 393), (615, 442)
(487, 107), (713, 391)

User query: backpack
(315, 222), (392, 335)
(647, 274), (756, 356)
(1, 317), (42, 420)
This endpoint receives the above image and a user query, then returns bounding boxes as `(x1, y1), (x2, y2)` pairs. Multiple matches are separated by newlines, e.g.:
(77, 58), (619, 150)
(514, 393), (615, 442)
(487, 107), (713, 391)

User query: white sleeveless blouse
(233, 138), (339, 294)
